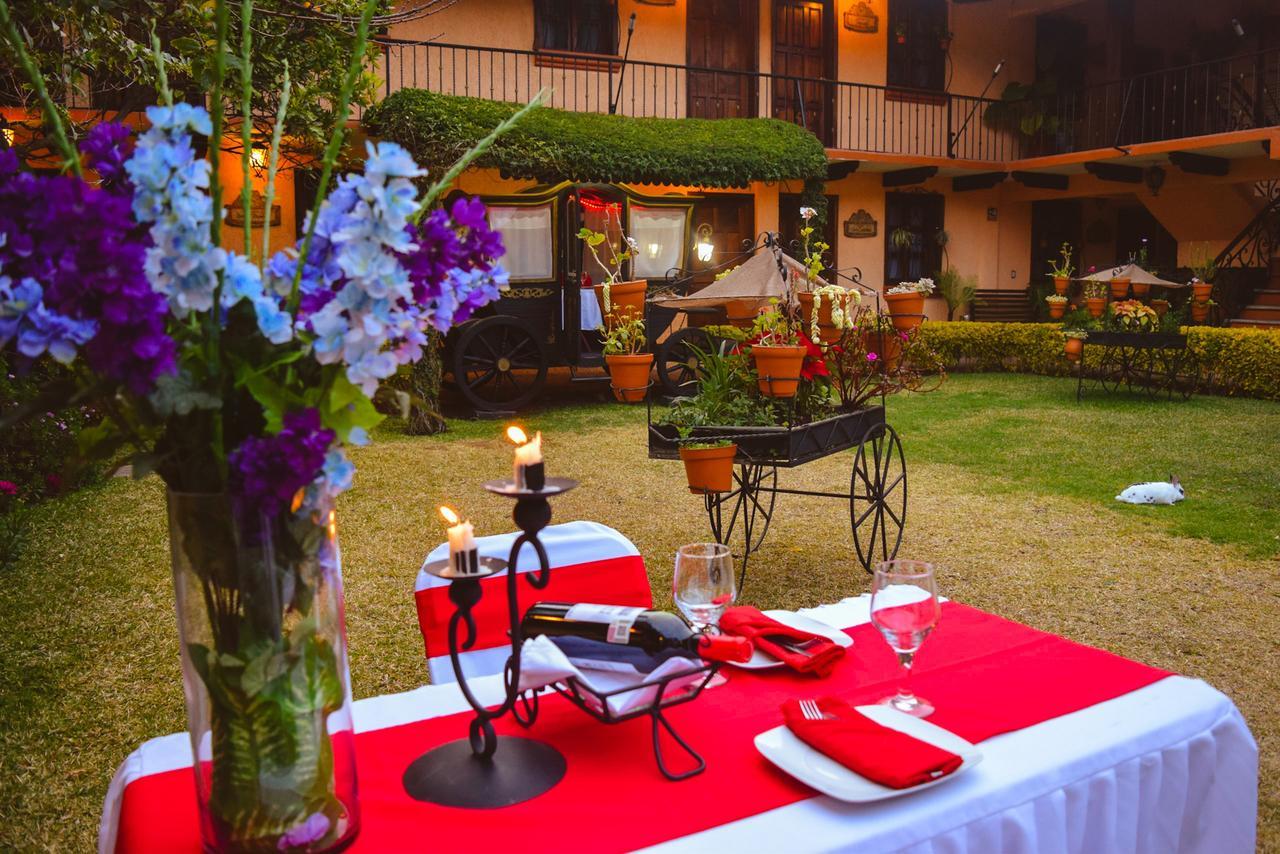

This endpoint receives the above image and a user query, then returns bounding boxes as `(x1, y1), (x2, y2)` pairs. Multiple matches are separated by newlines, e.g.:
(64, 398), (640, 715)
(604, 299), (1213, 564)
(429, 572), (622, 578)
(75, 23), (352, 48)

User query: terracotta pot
(1053, 276), (1070, 296)
(797, 292), (848, 343)
(1131, 281), (1151, 298)
(1152, 298), (1169, 317)
(883, 291), (925, 332)
(679, 443), (738, 495)
(860, 329), (903, 372)
(1085, 296), (1106, 318)
(1047, 301), (1067, 319)
(1109, 277), (1130, 299)
(1064, 337), (1084, 363)
(1189, 302), (1210, 323)
(724, 299), (760, 329)
(605, 353), (653, 403)
(1192, 281), (1213, 304)
(751, 344), (807, 397)
(594, 280), (647, 328)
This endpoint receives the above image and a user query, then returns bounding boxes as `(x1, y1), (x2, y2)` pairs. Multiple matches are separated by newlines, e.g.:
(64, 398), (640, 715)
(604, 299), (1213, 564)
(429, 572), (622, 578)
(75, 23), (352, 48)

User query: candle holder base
(402, 736), (567, 809)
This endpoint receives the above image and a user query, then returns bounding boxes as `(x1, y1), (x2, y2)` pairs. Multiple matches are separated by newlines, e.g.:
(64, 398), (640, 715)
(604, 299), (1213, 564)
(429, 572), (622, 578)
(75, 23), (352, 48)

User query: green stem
(239, 0), (254, 257)
(209, 0), (228, 251)
(261, 62), (290, 264)
(0, 0), (81, 175)
(149, 25), (172, 107)
(288, 0), (379, 311)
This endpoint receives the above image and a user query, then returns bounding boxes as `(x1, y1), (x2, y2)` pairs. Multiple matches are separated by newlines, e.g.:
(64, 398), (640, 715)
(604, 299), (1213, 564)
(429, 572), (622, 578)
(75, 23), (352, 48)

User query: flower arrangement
(887, 277), (936, 296)
(0, 2), (539, 849)
(1047, 242), (1075, 279)
(1111, 299), (1158, 331)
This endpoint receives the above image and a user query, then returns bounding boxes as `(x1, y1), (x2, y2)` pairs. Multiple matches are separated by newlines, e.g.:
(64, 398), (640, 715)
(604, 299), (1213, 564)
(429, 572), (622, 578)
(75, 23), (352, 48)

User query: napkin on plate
(781, 696), (963, 789)
(720, 606), (846, 677)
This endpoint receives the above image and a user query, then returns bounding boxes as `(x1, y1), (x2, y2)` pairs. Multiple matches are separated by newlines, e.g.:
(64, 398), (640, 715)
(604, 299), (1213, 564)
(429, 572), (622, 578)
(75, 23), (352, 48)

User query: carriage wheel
(1098, 346), (1127, 394)
(655, 327), (709, 397)
(850, 424), (907, 574)
(704, 464), (777, 589)
(449, 316), (548, 411)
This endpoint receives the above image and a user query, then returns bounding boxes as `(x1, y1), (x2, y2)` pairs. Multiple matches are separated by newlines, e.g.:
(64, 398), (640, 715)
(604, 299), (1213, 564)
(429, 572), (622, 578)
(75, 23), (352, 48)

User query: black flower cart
(1075, 331), (1201, 401)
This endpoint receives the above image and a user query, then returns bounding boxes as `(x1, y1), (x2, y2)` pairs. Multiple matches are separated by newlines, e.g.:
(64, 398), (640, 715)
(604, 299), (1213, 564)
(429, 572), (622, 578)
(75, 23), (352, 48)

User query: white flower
(799, 206), (816, 221)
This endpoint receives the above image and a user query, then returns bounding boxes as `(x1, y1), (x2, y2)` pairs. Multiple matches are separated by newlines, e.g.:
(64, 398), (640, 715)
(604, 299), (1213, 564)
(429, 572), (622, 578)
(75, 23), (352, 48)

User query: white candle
(439, 506), (478, 574)
(507, 426), (543, 488)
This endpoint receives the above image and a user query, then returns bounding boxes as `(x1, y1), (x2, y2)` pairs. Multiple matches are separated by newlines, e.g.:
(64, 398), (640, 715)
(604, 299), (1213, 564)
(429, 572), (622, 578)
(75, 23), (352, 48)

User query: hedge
(363, 90), (828, 190)
(917, 322), (1280, 400)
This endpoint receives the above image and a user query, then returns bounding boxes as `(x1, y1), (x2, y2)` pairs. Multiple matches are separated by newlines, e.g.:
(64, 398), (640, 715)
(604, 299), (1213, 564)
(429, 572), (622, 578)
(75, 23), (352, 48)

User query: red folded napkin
(781, 696), (964, 789)
(720, 606), (846, 677)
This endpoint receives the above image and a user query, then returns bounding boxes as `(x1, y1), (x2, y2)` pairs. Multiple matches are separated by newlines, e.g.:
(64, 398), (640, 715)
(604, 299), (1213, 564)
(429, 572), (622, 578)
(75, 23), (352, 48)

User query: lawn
(1, 373), (1277, 850)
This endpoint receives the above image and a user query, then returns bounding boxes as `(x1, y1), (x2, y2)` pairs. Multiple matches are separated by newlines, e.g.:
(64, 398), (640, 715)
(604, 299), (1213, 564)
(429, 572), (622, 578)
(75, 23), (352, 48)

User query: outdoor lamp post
(695, 223), (715, 264)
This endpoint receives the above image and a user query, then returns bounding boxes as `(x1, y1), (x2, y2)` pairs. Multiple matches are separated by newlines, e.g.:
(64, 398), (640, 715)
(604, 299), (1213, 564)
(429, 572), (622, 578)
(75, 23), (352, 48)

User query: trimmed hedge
(363, 89), (829, 189)
(917, 322), (1280, 400)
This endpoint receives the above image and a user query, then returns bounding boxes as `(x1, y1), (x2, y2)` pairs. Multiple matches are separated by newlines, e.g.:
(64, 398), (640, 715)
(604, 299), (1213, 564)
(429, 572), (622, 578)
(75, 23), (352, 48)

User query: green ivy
(363, 89), (829, 190)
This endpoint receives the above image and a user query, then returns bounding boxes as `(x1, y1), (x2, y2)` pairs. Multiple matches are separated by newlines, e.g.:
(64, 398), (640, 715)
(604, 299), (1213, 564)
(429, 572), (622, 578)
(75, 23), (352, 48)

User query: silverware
(799, 699), (826, 721)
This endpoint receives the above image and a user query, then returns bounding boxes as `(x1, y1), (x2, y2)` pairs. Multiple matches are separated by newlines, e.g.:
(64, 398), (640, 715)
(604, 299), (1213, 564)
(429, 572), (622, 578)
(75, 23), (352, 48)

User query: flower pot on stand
(1053, 276), (1070, 296)
(679, 443), (738, 494)
(1152, 298), (1169, 317)
(861, 329), (903, 372)
(1192, 281), (1213, 303)
(883, 291), (925, 332)
(1085, 296), (1106, 318)
(1064, 337), (1084, 363)
(594, 280), (647, 328)
(751, 344), (807, 397)
(1048, 301), (1067, 320)
(1109, 277), (1130, 299)
(1189, 301), (1210, 323)
(797, 292), (846, 344)
(724, 299), (759, 330)
(1131, 281), (1151, 299)
(167, 491), (360, 853)
(605, 353), (653, 403)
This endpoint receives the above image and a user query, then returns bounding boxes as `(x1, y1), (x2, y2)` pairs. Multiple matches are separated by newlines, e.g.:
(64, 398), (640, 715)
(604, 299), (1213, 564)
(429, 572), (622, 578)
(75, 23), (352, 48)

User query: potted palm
(601, 315), (652, 403)
(1045, 293), (1069, 319)
(1048, 241), (1074, 295)
(579, 220), (645, 328)
(884, 277), (935, 332)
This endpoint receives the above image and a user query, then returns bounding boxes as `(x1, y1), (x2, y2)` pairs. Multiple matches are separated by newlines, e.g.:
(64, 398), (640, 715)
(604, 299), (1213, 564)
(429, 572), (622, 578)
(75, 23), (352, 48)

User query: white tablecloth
(100, 596), (1258, 854)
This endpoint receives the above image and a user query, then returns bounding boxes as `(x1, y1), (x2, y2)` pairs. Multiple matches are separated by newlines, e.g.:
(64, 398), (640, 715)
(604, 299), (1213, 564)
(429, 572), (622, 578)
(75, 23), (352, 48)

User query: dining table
(99, 594), (1258, 853)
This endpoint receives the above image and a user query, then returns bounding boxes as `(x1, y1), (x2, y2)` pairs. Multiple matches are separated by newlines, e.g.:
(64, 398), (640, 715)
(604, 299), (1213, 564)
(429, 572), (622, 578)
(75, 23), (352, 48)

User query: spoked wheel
(654, 327), (709, 397)
(449, 316), (548, 411)
(1098, 346), (1128, 394)
(850, 424), (907, 574)
(704, 463), (777, 590)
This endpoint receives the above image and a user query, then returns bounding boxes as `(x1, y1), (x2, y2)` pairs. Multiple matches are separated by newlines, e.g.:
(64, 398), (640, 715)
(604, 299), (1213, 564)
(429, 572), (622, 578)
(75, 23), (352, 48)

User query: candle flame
(506, 425), (528, 445)
(326, 510), (337, 539)
(438, 505), (460, 525)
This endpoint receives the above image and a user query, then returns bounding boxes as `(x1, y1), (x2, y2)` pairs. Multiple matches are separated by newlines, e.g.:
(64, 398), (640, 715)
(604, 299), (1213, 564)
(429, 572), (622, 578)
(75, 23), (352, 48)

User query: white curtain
(630, 206), (687, 279)
(488, 204), (553, 281)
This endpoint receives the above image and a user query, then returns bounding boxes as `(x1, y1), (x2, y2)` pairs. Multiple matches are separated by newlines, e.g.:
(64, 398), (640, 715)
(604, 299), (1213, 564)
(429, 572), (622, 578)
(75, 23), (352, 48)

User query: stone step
(1238, 305), (1280, 321)
(1256, 289), (1280, 307)
(1228, 318), (1280, 329)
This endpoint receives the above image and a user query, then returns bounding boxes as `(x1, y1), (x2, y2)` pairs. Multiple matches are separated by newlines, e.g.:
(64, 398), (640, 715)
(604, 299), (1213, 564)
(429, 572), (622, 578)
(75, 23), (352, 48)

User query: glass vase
(166, 491), (360, 853)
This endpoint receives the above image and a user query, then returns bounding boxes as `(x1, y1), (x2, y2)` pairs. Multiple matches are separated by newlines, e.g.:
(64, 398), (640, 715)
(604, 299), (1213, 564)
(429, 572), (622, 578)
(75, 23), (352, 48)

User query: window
(488, 203), (555, 282)
(884, 192), (944, 286)
(886, 0), (947, 92)
(629, 206), (688, 279)
(534, 0), (619, 56)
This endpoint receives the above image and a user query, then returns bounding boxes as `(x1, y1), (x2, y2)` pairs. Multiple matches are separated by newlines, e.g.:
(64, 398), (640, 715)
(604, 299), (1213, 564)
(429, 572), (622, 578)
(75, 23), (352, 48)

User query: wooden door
(687, 0), (758, 119)
(772, 0), (832, 144)
(690, 194), (756, 288)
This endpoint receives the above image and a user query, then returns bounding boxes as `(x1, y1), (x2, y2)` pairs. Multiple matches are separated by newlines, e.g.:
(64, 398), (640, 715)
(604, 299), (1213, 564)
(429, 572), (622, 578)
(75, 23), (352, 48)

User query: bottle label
(564, 604), (645, 644)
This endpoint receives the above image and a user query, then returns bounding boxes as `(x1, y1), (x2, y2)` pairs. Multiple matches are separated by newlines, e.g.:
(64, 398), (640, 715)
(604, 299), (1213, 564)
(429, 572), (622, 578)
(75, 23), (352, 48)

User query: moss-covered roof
(362, 90), (828, 188)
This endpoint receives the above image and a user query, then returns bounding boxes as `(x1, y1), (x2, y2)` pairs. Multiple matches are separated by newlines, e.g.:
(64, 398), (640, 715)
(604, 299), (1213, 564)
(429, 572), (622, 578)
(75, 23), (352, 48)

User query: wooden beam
(952, 171), (1008, 192)
(1083, 161), (1144, 183)
(1011, 170), (1069, 190)
(826, 160), (861, 181)
(882, 166), (938, 188)
(1167, 151), (1229, 177)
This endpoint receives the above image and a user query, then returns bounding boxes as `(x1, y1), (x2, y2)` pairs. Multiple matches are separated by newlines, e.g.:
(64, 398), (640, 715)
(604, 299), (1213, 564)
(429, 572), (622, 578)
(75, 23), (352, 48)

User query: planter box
(649, 405), (885, 469)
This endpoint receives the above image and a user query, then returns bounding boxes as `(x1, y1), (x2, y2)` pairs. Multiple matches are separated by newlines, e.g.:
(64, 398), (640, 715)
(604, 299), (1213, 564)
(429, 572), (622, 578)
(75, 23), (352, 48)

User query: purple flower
(866, 352), (878, 362)
(229, 409), (336, 518)
(277, 812), (330, 851)
(80, 122), (135, 194)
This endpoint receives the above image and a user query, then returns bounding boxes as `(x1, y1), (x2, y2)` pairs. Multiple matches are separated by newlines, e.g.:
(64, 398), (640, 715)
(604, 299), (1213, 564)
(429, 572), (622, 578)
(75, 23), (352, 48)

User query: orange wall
(215, 149), (298, 261)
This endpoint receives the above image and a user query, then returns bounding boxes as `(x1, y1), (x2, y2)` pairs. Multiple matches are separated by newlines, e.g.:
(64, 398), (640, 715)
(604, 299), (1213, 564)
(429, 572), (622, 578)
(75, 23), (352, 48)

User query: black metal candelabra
(402, 472), (577, 809)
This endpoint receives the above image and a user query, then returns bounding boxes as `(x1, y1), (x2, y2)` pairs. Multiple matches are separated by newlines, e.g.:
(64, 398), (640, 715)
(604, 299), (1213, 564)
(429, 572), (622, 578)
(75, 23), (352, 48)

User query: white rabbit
(1116, 475), (1185, 505)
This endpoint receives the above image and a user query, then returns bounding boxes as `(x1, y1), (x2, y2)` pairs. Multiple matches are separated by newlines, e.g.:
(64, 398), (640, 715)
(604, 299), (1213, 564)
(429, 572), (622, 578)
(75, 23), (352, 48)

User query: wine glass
(870, 559), (940, 718)
(673, 543), (735, 632)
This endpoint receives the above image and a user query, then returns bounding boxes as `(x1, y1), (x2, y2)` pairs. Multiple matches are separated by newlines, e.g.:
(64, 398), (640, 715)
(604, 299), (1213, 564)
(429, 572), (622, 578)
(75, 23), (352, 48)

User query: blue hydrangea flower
(0, 273), (97, 364)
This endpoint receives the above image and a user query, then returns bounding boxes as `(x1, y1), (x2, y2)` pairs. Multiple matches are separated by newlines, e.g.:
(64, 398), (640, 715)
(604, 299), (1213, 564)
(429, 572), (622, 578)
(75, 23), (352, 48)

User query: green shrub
(917, 322), (1280, 400)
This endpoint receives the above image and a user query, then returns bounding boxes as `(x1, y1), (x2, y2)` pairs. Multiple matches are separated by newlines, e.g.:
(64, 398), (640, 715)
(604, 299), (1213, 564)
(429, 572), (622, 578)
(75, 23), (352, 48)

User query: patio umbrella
(1076, 263), (1188, 288)
(651, 249), (829, 310)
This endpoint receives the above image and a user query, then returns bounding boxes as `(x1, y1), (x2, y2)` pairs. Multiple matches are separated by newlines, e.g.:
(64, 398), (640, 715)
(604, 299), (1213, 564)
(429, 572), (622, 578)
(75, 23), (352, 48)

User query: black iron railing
(374, 39), (1280, 162)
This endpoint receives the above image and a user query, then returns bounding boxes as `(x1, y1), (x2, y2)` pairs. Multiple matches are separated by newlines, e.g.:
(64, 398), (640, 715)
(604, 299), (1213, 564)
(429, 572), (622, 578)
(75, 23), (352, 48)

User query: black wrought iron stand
(402, 476), (577, 809)
(1075, 331), (1200, 401)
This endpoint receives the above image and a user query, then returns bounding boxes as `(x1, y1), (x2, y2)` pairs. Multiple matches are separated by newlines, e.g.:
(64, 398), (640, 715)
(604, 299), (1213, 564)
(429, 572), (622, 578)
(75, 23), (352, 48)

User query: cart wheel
(655, 327), (709, 397)
(704, 463), (777, 589)
(1098, 346), (1126, 394)
(449, 316), (548, 411)
(850, 424), (907, 574)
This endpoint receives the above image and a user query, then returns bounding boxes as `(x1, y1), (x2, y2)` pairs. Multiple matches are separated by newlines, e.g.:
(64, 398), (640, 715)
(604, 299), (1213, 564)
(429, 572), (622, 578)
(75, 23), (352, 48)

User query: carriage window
(488, 204), (554, 282)
(629, 206), (687, 280)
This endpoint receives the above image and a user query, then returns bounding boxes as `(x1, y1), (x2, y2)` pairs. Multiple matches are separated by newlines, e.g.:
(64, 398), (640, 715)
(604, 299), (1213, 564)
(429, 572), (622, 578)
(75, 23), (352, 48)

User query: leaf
(241, 371), (297, 434)
(149, 372), (223, 417)
(321, 374), (385, 441)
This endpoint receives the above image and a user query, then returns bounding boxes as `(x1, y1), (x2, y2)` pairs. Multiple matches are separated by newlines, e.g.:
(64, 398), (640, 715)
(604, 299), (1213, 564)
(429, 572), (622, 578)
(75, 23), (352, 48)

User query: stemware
(673, 543), (735, 631)
(869, 559), (940, 718)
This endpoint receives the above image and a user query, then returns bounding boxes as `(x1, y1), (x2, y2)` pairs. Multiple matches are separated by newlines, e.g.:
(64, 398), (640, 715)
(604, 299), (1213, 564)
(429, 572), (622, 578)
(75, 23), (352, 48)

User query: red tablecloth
(115, 603), (1170, 852)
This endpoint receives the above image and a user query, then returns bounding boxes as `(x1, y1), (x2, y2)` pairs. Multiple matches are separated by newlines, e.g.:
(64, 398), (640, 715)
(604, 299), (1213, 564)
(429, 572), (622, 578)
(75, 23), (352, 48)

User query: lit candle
(439, 505), (479, 575)
(506, 426), (545, 491)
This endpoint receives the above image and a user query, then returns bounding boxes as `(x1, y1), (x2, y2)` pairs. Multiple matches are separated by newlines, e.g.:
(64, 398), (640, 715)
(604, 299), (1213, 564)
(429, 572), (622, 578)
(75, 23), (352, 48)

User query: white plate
(754, 705), (983, 803)
(729, 610), (854, 670)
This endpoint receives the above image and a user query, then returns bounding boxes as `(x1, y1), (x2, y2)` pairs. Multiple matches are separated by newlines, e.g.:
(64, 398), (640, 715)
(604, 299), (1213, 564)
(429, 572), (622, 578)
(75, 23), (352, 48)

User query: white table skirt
(99, 596), (1258, 854)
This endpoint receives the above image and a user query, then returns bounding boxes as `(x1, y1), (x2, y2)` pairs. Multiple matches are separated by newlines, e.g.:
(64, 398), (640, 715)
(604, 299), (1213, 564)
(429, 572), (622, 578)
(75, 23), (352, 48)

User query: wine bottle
(521, 602), (752, 663)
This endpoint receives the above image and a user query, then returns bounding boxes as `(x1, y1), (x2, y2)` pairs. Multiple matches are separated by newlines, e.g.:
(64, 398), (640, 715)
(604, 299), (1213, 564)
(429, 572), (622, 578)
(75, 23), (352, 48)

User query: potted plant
(1189, 298), (1214, 324)
(678, 439), (738, 494)
(884, 277), (935, 332)
(601, 315), (652, 403)
(1063, 330), (1087, 362)
(937, 28), (954, 51)
(1084, 280), (1108, 318)
(1111, 299), (1158, 332)
(1045, 293), (1069, 319)
(860, 311), (905, 373)
(579, 221), (645, 328)
(1048, 241), (1074, 295)
(724, 299), (761, 329)
(1109, 275), (1130, 299)
(748, 304), (807, 397)
(936, 267), (978, 321)
(793, 210), (860, 344)
(1152, 298), (1170, 317)
(1190, 244), (1217, 303)
(890, 226), (916, 252)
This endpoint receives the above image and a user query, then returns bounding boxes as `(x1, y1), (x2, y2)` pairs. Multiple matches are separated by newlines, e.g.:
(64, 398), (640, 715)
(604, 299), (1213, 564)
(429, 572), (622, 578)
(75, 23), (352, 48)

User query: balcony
(375, 39), (1280, 165)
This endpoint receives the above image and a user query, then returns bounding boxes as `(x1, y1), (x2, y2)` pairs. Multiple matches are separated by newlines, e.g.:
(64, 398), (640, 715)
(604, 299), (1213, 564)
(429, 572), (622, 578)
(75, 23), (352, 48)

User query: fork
(799, 699), (826, 721)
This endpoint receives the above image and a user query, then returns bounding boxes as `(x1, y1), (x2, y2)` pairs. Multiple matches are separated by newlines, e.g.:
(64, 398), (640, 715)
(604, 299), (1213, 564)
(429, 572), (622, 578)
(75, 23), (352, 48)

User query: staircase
(1218, 193), (1280, 330)
(1229, 258), (1280, 329)
(970, 289), (1031, 323)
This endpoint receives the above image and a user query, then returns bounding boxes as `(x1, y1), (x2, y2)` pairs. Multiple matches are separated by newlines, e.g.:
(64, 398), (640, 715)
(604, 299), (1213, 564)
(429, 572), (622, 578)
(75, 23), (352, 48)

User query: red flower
(797, 331), (829, 380)
(0, 481), (16, 496)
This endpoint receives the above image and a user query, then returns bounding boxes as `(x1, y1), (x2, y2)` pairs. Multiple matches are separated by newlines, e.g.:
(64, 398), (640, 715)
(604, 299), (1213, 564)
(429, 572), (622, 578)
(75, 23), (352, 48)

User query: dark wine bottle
(521, 602), (752, 663)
